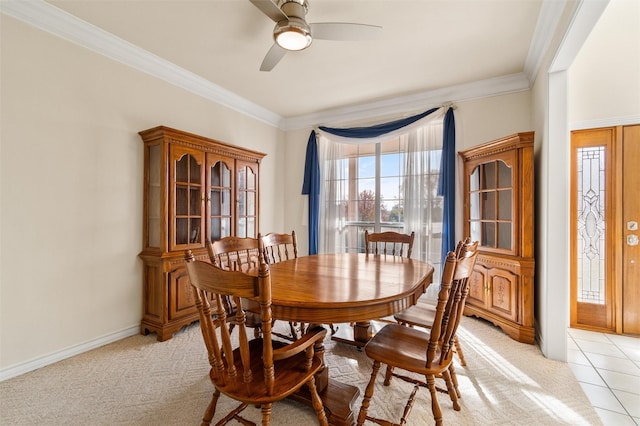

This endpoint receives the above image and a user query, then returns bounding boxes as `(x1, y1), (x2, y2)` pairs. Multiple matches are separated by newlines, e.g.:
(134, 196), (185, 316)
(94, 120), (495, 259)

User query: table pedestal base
(291, 378), (359, 426)
(331, 320), (390, 347)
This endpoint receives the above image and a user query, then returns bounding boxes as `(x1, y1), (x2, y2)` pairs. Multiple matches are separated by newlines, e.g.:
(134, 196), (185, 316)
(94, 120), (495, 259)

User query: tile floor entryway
(567, 328), (640, 425)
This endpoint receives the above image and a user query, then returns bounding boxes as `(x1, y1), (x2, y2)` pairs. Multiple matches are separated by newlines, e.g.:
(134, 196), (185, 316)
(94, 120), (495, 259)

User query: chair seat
(364, 324), (452, 375)
(393, 303), (436, 328)
(212, 338), (323, 405)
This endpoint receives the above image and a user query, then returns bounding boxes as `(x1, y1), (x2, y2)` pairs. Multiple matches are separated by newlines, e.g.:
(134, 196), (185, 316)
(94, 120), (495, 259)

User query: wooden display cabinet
(459, 132), (535, 344)
(138, 126), (265, 341)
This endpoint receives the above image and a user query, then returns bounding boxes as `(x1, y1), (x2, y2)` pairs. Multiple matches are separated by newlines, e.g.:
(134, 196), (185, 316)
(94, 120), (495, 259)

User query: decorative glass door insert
(576, 146), (606, 304)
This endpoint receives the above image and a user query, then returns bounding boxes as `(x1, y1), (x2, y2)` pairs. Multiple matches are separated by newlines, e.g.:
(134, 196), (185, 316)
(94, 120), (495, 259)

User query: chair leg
(356, 360), (381, 426)
(307, 377), (329, 425)
(426, 374), (443, 426)
(453, 335), (466, 366)
(202, 389), (220, 425)
(448, 362), (461, 399)
(383, 364), (394, 386)
(288, 321), (299, 339)
(441, 368), (461, 411)
(261, 403), (273, 425)
(400, 385), (419, 425)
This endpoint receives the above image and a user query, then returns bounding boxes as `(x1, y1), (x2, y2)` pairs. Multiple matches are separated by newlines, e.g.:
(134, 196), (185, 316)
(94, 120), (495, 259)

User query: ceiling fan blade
(310, 23), (382, 41)
(249, 0), (288, 23)
(260, 44), (287, 71)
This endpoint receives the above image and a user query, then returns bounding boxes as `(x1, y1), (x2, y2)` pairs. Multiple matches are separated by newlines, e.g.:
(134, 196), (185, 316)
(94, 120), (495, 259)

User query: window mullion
(374, 143), (381, 232)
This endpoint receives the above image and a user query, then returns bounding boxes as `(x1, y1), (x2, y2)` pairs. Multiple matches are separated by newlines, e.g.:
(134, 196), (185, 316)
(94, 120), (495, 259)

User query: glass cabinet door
(468, 154), (515, 253)
(170, 147), (204, 251)
(207, 155), (234, 241)
(236, 161), (258, 238)
(145, 143), (162, 248)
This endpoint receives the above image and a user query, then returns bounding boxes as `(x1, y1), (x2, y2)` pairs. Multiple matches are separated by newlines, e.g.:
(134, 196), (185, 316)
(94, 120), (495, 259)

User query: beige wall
(569, 0), (640, 125)
(0, 16), (285, 371)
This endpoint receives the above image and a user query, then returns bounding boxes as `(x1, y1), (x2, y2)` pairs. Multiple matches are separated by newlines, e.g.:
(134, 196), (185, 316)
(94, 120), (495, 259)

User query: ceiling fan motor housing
(274, 0), (312, 50)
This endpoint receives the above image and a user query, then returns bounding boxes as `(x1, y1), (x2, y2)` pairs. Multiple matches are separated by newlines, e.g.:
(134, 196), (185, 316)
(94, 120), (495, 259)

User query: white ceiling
(4, 0), (561, 129)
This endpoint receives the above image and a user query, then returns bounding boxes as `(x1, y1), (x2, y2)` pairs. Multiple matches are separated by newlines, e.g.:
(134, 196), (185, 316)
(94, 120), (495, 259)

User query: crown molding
(550, 0), (610, 73)
(1, 0), (561, 132)
(524, 0), (566, 84)
(280, 73), (531, 130)
(0, 0), (283, 128)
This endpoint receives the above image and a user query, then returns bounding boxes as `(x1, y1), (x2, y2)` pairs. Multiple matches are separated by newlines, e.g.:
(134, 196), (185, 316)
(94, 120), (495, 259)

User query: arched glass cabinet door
(207, 155), (234, 241)
(170, 147), (204, 251)
(236, 161), (258, 238)
(468, 156), (515, 254)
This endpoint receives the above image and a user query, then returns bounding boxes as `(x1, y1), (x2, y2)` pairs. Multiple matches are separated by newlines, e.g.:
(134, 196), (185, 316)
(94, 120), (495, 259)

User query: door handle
(627, 234), (639, 246)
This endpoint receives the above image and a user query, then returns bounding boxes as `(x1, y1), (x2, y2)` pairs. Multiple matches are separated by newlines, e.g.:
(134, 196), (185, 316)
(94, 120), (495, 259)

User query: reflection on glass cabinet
(174, 154), (202, 246)
(469, 159), (513, 251)
(147, 144), (161, 247)
(209, 160), (233, 241)
(236, 165), (257, 238)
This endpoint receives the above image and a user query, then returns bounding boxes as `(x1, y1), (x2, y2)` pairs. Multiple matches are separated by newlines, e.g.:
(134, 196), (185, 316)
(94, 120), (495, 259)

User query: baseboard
(0, 325), (140, 382)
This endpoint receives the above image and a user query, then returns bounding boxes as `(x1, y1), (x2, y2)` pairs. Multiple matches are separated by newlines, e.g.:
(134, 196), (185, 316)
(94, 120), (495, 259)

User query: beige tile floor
(567, 328), (640, 425)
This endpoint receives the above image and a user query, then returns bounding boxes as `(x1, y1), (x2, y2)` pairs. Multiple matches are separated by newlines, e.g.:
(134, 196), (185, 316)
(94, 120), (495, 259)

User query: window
(318, 119), (445, 284)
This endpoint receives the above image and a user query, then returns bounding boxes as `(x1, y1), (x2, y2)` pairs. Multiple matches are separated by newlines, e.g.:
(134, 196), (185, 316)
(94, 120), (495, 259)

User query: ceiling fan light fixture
(274, 18), (312, 51)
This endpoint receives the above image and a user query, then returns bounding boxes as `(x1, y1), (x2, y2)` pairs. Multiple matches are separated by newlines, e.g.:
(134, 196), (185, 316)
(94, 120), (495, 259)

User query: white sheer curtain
(317, 139), (348, 254)
(402, 119), (445, 296)
(317, 108), (445, 291)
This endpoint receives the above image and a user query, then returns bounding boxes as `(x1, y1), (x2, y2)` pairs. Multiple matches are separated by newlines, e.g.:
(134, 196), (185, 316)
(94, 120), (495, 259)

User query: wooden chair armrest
(272, 326), (327, 361)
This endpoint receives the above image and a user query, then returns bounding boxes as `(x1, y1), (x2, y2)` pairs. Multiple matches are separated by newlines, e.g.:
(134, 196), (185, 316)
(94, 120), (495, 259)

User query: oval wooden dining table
(266, 253), (434, 426)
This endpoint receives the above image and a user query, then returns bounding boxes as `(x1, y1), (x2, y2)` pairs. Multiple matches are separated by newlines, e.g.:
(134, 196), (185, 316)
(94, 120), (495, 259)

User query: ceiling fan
(249, 0), (382, 71)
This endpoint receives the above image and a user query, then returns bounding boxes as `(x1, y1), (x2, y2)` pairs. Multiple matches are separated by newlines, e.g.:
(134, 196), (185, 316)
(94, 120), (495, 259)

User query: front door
(570, 125), (640, 334)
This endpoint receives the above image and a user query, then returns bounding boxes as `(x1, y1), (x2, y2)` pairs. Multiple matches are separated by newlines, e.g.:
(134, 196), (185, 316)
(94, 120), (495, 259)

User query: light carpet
(0, 316), (602, 425)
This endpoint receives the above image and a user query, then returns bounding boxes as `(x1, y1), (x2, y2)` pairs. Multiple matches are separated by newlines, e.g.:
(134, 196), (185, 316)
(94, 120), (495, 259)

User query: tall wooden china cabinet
(139, 126), (264, 341)
(459, 132), (535, 344)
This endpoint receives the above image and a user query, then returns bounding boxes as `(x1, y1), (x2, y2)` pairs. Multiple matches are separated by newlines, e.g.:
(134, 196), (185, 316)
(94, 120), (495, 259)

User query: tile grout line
(570, 331), (636, 421)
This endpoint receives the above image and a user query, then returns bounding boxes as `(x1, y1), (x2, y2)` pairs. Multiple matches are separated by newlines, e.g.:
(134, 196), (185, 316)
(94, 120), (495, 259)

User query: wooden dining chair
(262, 230), (298, 264)
(261, 231), (305, 339)
(364, 230), (415, 258)
(207, 236), (261, 272)
(356, 239), (479, 426)
(393, 238), (474, 366)
(360, 230), (415, 327)
(207, 236), (263, 338)
(184, 247), (329, 426)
